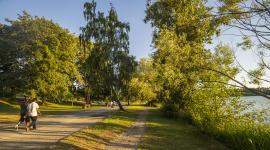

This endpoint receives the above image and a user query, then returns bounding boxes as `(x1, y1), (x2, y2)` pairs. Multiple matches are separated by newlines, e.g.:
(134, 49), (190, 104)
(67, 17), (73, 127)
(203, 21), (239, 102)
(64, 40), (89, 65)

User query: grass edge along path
(139, 108), (230, 150)
(105, 109), (148, 149)
(51, 106), (146, 150)
(0, 98), (106, 122)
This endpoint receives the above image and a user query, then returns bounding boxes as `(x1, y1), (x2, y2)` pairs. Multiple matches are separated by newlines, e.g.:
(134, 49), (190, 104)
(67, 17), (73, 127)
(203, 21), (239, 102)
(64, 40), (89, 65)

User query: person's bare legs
(15, 122), (20, 131)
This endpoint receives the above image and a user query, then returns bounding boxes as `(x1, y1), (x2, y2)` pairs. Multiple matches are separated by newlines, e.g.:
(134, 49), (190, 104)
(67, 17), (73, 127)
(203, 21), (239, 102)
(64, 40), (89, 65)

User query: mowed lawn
(139, 108), (229, 150)
(0, 99), (229, 150)
(51, 106), (144, 149)
(51, 106), (229, 150)
(0, 98), (106, 122)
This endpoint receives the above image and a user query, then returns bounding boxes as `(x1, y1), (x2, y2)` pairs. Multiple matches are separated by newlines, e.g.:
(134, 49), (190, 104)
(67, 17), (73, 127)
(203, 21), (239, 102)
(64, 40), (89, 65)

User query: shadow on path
(0, 108), (115, 150)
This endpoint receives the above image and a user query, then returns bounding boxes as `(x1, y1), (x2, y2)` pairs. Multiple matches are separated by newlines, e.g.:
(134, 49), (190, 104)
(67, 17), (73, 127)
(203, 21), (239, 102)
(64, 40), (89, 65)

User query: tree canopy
(0, 11), (81, 101)
(80, 1), (136, 110)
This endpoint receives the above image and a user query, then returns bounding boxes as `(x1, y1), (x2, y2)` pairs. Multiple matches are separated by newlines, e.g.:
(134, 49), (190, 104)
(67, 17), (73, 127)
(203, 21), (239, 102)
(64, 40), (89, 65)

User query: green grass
(211, 120), (270, 150)
(39, 102), (106, 115)
(52, 106), (229, 150)
(0, 99), (20, 114)
(0, 98), (106, 122)
(139, 108), (229, 150)
(52, 106), (144, 150)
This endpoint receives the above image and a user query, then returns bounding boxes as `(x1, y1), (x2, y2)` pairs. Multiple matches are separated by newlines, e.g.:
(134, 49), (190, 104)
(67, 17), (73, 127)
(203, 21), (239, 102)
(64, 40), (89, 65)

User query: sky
(0, 0), (153, 60)
(0, 0), (266, 87)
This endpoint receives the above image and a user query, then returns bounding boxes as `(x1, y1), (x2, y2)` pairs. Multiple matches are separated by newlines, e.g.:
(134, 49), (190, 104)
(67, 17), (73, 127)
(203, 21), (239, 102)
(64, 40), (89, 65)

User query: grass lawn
(1, 99), (230, 150)
(139, 108), (229, 150)
(0, 98), (106, 122)
(52, 106), (144, 150)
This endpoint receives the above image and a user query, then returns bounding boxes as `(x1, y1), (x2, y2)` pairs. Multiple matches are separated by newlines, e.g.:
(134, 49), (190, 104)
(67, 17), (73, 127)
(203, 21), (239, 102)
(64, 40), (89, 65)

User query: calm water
(240, 96), (270, 122)
(240, 96), (270, 110)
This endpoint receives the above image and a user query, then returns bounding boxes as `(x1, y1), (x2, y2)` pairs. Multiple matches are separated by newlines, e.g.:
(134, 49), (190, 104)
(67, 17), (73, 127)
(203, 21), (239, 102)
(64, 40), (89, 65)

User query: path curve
(105, 109), (148, 150)
(0, 108), (114, 150)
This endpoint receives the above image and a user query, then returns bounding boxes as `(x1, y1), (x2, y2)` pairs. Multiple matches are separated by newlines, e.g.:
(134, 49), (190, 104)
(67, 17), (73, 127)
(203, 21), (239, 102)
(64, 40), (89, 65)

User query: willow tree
(80, 1), (135, 110)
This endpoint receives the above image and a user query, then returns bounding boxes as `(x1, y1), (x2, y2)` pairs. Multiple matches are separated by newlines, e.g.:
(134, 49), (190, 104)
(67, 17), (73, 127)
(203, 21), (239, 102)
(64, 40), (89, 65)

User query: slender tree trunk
(84, 93), (91, 108)
(127, 99), (130, 106)
(41, 97), (45, 105)
(114, 89), (125, 111)
(115, 99), (125, 111)
(84, 86), (91, 108)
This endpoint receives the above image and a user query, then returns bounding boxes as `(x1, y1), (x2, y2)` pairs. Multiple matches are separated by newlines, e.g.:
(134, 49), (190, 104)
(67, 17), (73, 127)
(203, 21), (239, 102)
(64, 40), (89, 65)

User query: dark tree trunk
(115, 99), (125, 111)
(127, 99), (130, 106)
(84, 93), (91, 108)
(41, 97), (45, 105)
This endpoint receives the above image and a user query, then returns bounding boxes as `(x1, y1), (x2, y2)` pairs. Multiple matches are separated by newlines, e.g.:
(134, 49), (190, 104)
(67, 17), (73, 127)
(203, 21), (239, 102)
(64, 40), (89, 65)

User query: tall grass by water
(195, 96), (270, 150)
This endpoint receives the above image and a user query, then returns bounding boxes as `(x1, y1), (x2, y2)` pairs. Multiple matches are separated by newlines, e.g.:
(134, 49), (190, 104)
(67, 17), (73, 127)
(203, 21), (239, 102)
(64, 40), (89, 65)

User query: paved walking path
(0, 109), (114, 150)
(105, 109), (148, 150)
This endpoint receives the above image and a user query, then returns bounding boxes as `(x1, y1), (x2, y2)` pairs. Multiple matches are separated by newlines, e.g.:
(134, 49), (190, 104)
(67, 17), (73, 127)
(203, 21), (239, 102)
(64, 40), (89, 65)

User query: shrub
(161, 103), (179, 118)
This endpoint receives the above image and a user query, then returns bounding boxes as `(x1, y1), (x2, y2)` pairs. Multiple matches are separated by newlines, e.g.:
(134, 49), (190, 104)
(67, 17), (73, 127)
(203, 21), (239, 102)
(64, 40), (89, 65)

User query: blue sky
(0, 0), (153, 60)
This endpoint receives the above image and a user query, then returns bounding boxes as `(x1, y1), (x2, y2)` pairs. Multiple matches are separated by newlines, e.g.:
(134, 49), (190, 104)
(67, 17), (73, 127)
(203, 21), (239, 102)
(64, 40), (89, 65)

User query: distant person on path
(110, 101), (114, 108)
(27, 98), (41, 131)
(15, 95), (30, 131)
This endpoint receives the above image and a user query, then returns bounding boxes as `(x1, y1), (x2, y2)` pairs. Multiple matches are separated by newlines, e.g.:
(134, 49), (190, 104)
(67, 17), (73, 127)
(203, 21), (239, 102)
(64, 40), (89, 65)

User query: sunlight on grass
(0, 98), (106, 121)
(53, 106), (144, 149)
(139, 109), (229, 150)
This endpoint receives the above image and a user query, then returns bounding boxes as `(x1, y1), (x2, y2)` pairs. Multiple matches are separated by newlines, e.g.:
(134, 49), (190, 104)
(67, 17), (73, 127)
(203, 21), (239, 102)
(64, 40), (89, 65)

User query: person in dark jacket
(15, 96), (30, 131)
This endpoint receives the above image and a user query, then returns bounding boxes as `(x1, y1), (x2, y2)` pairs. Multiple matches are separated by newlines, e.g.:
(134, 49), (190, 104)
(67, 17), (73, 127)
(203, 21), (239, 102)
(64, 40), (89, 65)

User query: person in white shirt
(27, 98), (41, 131)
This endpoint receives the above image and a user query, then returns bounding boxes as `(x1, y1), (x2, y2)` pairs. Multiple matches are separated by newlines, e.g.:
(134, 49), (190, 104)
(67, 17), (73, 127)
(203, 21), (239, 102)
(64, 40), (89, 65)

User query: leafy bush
(161, 103), (179, 119)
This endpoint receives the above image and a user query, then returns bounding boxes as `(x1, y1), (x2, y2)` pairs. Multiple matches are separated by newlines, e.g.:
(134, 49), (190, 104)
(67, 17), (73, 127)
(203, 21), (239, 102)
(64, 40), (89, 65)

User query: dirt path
(0, 108), (114, 150)
(105, 109), (148, 150)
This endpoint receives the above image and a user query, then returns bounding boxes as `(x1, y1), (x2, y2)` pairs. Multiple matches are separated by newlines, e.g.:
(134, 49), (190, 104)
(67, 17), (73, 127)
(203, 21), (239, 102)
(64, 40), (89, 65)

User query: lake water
(240, 96), (270, 110)
(240, 96), (270, 122)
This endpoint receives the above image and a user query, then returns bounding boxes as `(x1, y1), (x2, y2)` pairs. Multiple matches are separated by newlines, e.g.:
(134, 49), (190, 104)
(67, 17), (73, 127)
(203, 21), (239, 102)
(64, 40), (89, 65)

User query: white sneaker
(15, 125), (18, 131)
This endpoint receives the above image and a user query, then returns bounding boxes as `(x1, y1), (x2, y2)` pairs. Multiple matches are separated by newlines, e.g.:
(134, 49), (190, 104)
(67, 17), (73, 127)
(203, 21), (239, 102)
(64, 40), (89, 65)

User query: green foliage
(0, 11), (81, 101)
(237, 36), (254, 50)
(145, 0), (270, 149)
(128, 58), (157, 103)
(248, 64), (265, 86)
(161, 103), (179, 118)
(80, 1), (136, 109)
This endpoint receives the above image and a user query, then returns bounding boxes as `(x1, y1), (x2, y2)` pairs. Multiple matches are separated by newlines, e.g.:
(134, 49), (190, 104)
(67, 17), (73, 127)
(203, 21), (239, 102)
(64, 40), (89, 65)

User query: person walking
(15, 96), (29, 131)
(27, 98), (41, 131)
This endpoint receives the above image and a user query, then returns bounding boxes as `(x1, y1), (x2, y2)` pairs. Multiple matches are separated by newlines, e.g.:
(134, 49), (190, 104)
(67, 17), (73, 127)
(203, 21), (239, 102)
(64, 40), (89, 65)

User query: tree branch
(199, 67), (270, 100)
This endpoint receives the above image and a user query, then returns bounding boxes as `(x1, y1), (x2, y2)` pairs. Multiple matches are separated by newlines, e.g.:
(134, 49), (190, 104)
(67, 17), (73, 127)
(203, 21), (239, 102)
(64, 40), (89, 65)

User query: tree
(128, 58), (157, 105)
(213, 0), (270, 98)
(0, 12), (81, 102)
(80, 1), (135, 110)
(117, 53), (137, 105)
(145, 0), (241, 127)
